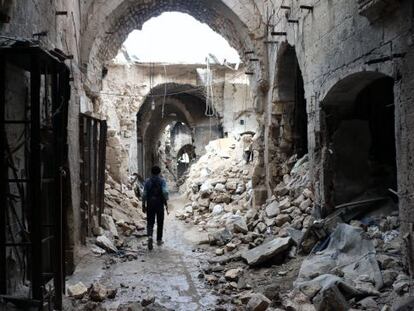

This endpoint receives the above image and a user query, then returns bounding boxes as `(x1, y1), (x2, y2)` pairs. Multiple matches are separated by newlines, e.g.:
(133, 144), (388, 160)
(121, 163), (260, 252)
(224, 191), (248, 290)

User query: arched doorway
(275, 44), (308, 158)
(176, 144), (197, 179)
(136, 83), (221, 178)
(322, 72), (397, 207)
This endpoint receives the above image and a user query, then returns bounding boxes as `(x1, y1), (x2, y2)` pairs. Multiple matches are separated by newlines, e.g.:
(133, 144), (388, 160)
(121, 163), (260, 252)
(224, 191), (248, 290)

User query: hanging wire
(162, 64), (167, 118)
(205, 58), (216, 118)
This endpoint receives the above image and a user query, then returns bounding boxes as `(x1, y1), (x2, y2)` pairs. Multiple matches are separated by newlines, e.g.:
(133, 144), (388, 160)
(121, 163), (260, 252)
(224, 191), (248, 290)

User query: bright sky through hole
(116, 12), (240, 64)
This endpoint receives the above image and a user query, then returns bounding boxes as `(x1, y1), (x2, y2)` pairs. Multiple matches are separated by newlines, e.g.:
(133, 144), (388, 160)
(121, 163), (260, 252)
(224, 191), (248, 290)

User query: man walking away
(242, 134), (253, 164)
(142, 166), (169, 250)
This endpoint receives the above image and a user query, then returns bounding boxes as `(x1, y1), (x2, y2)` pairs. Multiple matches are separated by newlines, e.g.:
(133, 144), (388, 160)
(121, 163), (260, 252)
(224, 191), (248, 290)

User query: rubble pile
(178, 141), (314, 255)
(177, 138), (408, 310)
(88, 172), (147, 256)
(103, 172), (145, 232)
(66, 173), (149, 309)
(67, 282), (117, 303)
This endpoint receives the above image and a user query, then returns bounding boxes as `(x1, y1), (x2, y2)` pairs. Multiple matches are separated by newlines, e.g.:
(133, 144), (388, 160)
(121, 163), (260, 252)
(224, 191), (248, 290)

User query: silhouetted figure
(242, 134), (254, 163)
(142, 166), (169, 250)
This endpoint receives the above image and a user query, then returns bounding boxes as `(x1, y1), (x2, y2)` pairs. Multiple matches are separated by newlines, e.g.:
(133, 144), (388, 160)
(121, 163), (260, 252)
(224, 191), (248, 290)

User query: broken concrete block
(312, 285), (349, 311)
(211, 204), (224, 215)
(275, 214), (291, 226)
(274, 182), (289, 196)
(96, 235), (118, 253)
(225, 268), (243, 281)
(225, 180), (238, 191)
(242, 237), (292, 266)
(208, 228), (233, 246)
(89, 282), (108, 302)
(226, 215), (248, 234)
(265, 201), (280, 218)
(101, 214), (119, 238)
(255, 222), (267, 233)
(287, 227), (304, 246)
(246, 293), (271, 311)
(200, 181), (213, 198)
(299, 198), (312, 212)
(67, 282), (88, 299)
(278, 197), (291, 210)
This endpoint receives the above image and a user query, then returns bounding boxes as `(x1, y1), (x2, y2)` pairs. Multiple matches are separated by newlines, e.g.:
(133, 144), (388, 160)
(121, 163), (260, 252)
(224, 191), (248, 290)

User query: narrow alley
(1, 1), (414, 311)
(66, 195), (219, 311)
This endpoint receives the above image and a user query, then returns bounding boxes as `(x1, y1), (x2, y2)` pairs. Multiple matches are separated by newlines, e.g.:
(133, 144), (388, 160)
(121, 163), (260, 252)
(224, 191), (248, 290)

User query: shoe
(148, 237), (153, 250)
(157, 240), (164, 246)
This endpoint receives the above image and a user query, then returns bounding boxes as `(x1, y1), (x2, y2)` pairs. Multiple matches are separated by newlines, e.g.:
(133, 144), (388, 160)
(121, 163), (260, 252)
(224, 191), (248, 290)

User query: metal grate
(79, 114), (107, 240)
(0, 45), (70, 310)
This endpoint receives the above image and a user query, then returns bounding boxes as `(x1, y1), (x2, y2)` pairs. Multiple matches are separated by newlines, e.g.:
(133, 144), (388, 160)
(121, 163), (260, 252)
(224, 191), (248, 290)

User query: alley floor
(65, 195), (219, 310)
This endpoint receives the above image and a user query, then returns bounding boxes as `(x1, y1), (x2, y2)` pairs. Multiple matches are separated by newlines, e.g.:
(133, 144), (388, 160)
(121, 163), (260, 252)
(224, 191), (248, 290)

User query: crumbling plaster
(3, 0), (414, 275)
(95, 63), (258, 182)
(263, 0), (414, 248)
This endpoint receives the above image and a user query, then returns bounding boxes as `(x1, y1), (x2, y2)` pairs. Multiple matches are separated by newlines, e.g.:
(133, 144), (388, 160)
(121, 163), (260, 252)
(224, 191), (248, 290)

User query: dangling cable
(162, 64), (167, 119)
(205, 58), (216, 118)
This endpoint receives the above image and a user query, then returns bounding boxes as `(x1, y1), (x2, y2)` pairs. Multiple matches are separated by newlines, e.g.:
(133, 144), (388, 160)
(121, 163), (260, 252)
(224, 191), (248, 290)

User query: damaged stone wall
(93, 62), (258, 184)
(264, 1), (414, 208)
(0, 0), (84, 269)
(79, 0), (267, 93)
(4, 0), (414, 297)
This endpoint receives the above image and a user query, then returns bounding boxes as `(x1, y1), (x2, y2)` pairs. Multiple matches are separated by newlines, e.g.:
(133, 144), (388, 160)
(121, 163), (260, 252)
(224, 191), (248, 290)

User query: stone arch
(136, 83), (221, 177)
(81, 0), (265, 91)
(176, 143), (197, 179)
(320, 71), (397, 209)
(272, 43), (308, 159)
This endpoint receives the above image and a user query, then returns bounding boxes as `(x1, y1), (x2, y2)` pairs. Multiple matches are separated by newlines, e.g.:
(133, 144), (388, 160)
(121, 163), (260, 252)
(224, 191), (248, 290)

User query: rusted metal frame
(30, 53), (43, 301)
(0, 53), (7, 294)
(51, 63), (63, 310)
(92, 120), (98, 219)
(79, 116), (86, 243)
(97, 121), (107, 226)
(85, 117), (92, 236)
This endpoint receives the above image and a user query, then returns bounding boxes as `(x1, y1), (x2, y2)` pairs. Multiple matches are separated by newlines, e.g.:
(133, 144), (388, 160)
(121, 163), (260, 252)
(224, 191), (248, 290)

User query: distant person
(242, 134), (253, 164)
(142, 166), (169, 250)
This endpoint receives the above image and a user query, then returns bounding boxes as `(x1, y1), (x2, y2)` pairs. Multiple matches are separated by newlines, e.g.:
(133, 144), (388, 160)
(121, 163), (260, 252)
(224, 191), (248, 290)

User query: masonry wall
(95, 62), (259, 183)
(3, 0), (414, 279)
(264, 0), (414, 261)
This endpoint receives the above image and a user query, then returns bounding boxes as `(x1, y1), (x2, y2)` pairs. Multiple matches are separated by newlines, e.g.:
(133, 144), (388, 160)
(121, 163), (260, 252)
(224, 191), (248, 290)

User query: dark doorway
(276, 44), (308, 158)
(324, 75), (397, 205)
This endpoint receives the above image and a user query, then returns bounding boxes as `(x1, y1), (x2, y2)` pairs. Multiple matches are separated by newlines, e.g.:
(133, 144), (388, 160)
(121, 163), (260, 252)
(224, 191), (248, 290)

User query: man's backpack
(148, 177), (163, 200)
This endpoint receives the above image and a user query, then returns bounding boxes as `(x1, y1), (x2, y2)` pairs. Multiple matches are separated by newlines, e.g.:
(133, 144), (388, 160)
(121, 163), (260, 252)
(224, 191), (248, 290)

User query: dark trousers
(147, 204), (165, 241)
(244, 150), (253, 163)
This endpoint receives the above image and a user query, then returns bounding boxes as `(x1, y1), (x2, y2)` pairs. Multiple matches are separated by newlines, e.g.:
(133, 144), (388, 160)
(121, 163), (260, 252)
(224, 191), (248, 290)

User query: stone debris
(89, 283), (109, 302)
(67, 282), (88, 299)
(246, 293), (271, 311)
(96, 235), (118, 253)
(224, 268), (243, 281)
(101, 214), (119, 238)
(174, 144), (407, 310)
(242, 237), (292, 266)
